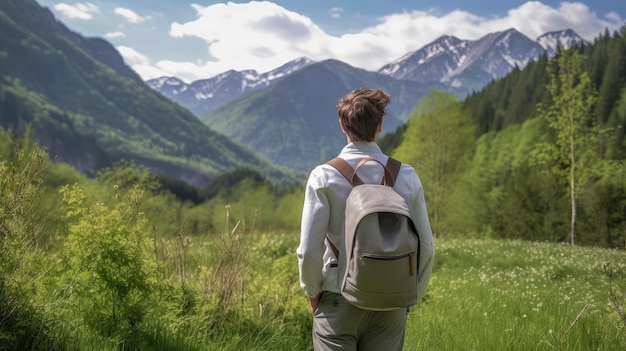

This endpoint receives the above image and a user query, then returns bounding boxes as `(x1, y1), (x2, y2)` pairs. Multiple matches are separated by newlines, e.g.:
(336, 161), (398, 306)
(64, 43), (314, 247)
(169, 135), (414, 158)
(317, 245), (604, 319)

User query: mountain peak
(377, 28), (583, 93)
(146, 57), (314, 116)
(536, 28), (587, 55)
(377, 34), (468, 80)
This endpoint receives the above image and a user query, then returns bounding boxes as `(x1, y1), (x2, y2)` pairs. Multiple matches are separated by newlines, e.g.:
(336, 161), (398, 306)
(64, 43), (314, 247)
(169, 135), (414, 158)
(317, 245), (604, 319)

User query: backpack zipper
(362, 251), (415, 276)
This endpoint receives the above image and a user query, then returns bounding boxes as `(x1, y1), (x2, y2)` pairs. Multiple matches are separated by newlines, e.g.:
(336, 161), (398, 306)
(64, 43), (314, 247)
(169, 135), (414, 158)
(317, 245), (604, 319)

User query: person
(297, 87), (435, 350)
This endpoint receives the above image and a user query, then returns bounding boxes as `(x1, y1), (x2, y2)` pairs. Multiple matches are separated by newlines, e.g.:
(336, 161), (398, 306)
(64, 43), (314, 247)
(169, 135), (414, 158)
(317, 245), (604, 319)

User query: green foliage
(533, 48), (599, 245)
(392, 90), (477, 236)
(0, 131), (624, 349)
(200, 60), (436, 173)
(0, 137), (55, 349)
(453, 118), (568, 239)
(378, 124), (407, 155)
(463, 54), (550, 133)
(0, 0), (297, 187)
(60, 183), (160, 339)
(200, 168), (267, 200)
(454, 29), (626, 248)
(203, 208), (248, 319)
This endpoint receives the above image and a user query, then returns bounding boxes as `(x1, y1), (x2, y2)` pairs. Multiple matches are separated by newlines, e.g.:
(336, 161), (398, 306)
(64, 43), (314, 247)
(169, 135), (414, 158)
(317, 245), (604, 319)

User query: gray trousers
(312, 292), (407, 351)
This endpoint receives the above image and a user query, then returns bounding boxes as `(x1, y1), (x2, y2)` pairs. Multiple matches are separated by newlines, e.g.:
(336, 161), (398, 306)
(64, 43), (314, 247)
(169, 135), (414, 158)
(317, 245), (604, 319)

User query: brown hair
(337, 87), (391, 142)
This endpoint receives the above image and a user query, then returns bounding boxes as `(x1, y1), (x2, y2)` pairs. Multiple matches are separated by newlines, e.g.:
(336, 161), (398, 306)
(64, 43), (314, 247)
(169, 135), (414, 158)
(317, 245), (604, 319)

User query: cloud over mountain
(128, 1), (623, 82)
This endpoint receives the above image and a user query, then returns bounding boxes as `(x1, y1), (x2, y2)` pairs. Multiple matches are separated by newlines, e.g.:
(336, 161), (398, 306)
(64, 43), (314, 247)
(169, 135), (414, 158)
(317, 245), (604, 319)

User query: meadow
(1, 142), (625, 351)
(51, 232), (626, 350)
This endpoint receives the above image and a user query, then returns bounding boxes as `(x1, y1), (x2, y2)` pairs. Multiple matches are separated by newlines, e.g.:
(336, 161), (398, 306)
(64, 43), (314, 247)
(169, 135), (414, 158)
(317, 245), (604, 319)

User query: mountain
(536, 29), (587, 56)
(0, 0), (296, 186)
(153, 28), (585, 122)
(378, 28), (586, 94)
(191, 27), (587, 173)
(378, 35), (472, 85)
(200, 59), (448, 172)
(146, 57), (314, 116)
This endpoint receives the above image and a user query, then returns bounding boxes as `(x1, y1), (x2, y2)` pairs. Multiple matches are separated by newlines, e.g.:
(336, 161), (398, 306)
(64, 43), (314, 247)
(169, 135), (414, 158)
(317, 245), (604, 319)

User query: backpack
(326, 156), (420, 310)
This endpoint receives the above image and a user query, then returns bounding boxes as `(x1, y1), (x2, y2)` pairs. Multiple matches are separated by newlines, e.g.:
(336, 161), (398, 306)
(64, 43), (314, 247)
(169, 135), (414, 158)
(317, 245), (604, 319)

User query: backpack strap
(384, 157), (401, 187)
(324, 156), (403, 260)
(326, 156), (402, 187)
(326, 157), (363, 186)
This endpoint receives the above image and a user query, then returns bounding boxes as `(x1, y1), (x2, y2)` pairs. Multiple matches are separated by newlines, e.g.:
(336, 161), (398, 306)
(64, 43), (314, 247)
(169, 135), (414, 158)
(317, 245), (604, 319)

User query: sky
(34, 0), (626, 83)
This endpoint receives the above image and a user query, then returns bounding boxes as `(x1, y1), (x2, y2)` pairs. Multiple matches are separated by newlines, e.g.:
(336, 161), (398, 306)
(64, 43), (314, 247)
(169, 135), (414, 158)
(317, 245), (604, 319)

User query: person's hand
(309, 293), (321, 314)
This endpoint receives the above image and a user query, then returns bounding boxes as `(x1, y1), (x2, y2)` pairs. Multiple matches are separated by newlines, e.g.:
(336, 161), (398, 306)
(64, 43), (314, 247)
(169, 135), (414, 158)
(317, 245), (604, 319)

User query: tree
(392, 90), (476, 236)
(535, 49), (598, 245)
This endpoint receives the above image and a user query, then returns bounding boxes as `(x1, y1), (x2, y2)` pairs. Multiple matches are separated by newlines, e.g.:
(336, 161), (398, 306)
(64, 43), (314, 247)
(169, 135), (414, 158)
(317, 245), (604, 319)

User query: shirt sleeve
(408, 171), (435, 302)
(296, 168), (331, 298)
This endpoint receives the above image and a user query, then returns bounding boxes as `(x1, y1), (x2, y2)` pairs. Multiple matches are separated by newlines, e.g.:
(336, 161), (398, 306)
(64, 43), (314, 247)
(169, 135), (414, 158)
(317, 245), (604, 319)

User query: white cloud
(105, 31), (126, 39)
(117, 45), (150, 65)
(329, 7), (343, 19)
(330, 1), (625, 72)
(114, 7), (149, 23)
(135, 1), (625, 81)
(169, 2), (330, 75)
(53, 2), (98, 20)
(117, 45), (170, 80)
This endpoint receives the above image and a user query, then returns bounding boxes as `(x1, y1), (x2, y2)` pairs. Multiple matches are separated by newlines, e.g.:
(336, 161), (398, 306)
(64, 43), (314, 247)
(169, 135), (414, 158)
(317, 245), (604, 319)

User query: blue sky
(34, 1), (626, 82)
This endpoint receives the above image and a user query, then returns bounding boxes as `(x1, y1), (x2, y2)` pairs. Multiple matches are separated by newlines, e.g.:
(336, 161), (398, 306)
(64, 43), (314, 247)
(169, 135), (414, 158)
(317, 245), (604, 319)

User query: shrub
(60, 183), (160, 341)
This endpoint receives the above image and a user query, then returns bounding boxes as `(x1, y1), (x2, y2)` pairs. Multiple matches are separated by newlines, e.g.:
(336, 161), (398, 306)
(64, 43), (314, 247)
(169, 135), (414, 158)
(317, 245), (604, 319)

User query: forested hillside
(386, 27), (626, 248)
(201, 59), (446, 172)
(0, 0), (296, 187)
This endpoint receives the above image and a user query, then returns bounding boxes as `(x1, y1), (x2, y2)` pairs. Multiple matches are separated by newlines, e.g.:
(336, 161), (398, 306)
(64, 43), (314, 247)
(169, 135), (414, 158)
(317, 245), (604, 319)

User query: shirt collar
(340, 142), (382, 155)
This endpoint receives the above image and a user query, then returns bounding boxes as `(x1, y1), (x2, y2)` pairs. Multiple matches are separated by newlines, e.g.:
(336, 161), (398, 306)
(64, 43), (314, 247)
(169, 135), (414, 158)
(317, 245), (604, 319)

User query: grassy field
(158, 235), (626, 351)
(403, 238), (626, 350)
(10, 231), (626, 350)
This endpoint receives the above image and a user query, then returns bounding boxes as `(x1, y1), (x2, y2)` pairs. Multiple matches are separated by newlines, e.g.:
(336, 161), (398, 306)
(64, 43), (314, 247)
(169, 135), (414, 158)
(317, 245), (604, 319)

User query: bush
(60, 183), (161, 341)
(0, 143), (55, 348)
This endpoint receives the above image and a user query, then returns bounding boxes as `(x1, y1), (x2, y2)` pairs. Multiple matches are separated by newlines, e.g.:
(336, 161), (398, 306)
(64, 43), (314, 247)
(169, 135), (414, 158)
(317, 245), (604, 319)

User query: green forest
(385, 28), (626, 248)
(1, 23), (626, 351)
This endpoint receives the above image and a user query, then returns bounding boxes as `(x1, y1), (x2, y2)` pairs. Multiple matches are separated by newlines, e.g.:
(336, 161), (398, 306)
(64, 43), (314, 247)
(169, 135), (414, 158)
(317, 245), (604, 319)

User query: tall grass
(111, 231), (626, 351)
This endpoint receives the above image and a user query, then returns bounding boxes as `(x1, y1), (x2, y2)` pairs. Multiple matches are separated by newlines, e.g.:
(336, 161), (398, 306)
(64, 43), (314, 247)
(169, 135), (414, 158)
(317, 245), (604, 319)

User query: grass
(8, 232), (626, 350)
(403, 238), (626, 351)
(151, 234), (626, 350)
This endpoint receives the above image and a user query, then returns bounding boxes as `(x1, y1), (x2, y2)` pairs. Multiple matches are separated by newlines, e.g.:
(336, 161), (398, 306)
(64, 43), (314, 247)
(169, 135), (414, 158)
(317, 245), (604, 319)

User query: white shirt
(297, 142), (435, 302)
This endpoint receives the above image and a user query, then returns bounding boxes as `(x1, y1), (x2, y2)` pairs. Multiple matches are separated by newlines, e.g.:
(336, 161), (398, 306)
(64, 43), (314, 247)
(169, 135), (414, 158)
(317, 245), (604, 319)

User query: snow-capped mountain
(536, 29), (587, 56)
(378, 35), (472, 84)
(378, 28), (586, 92)
(146, 57), (314, 116)
(148, 28), (586, 115)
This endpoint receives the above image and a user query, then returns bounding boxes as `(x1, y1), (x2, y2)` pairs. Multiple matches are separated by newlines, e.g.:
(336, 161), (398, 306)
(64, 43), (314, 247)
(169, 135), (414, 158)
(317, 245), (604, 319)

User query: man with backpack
(297, 87), (435, 350)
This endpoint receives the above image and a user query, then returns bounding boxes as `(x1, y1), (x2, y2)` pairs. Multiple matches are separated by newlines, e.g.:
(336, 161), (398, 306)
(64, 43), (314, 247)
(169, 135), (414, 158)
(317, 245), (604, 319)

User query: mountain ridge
(378, 28), (585, 92)
(146, 57), (314, 116)
(150, 28), (585, 117)
(200, 59), (447, 172)
(0, 0), (296, 187)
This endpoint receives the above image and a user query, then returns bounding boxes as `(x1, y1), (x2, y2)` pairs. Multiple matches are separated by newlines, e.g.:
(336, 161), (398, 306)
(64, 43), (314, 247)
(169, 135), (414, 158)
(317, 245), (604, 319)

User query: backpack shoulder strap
(326, 156), (402, 187)
(385, 157), (401, 187)
(326, 157), (363, 186)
